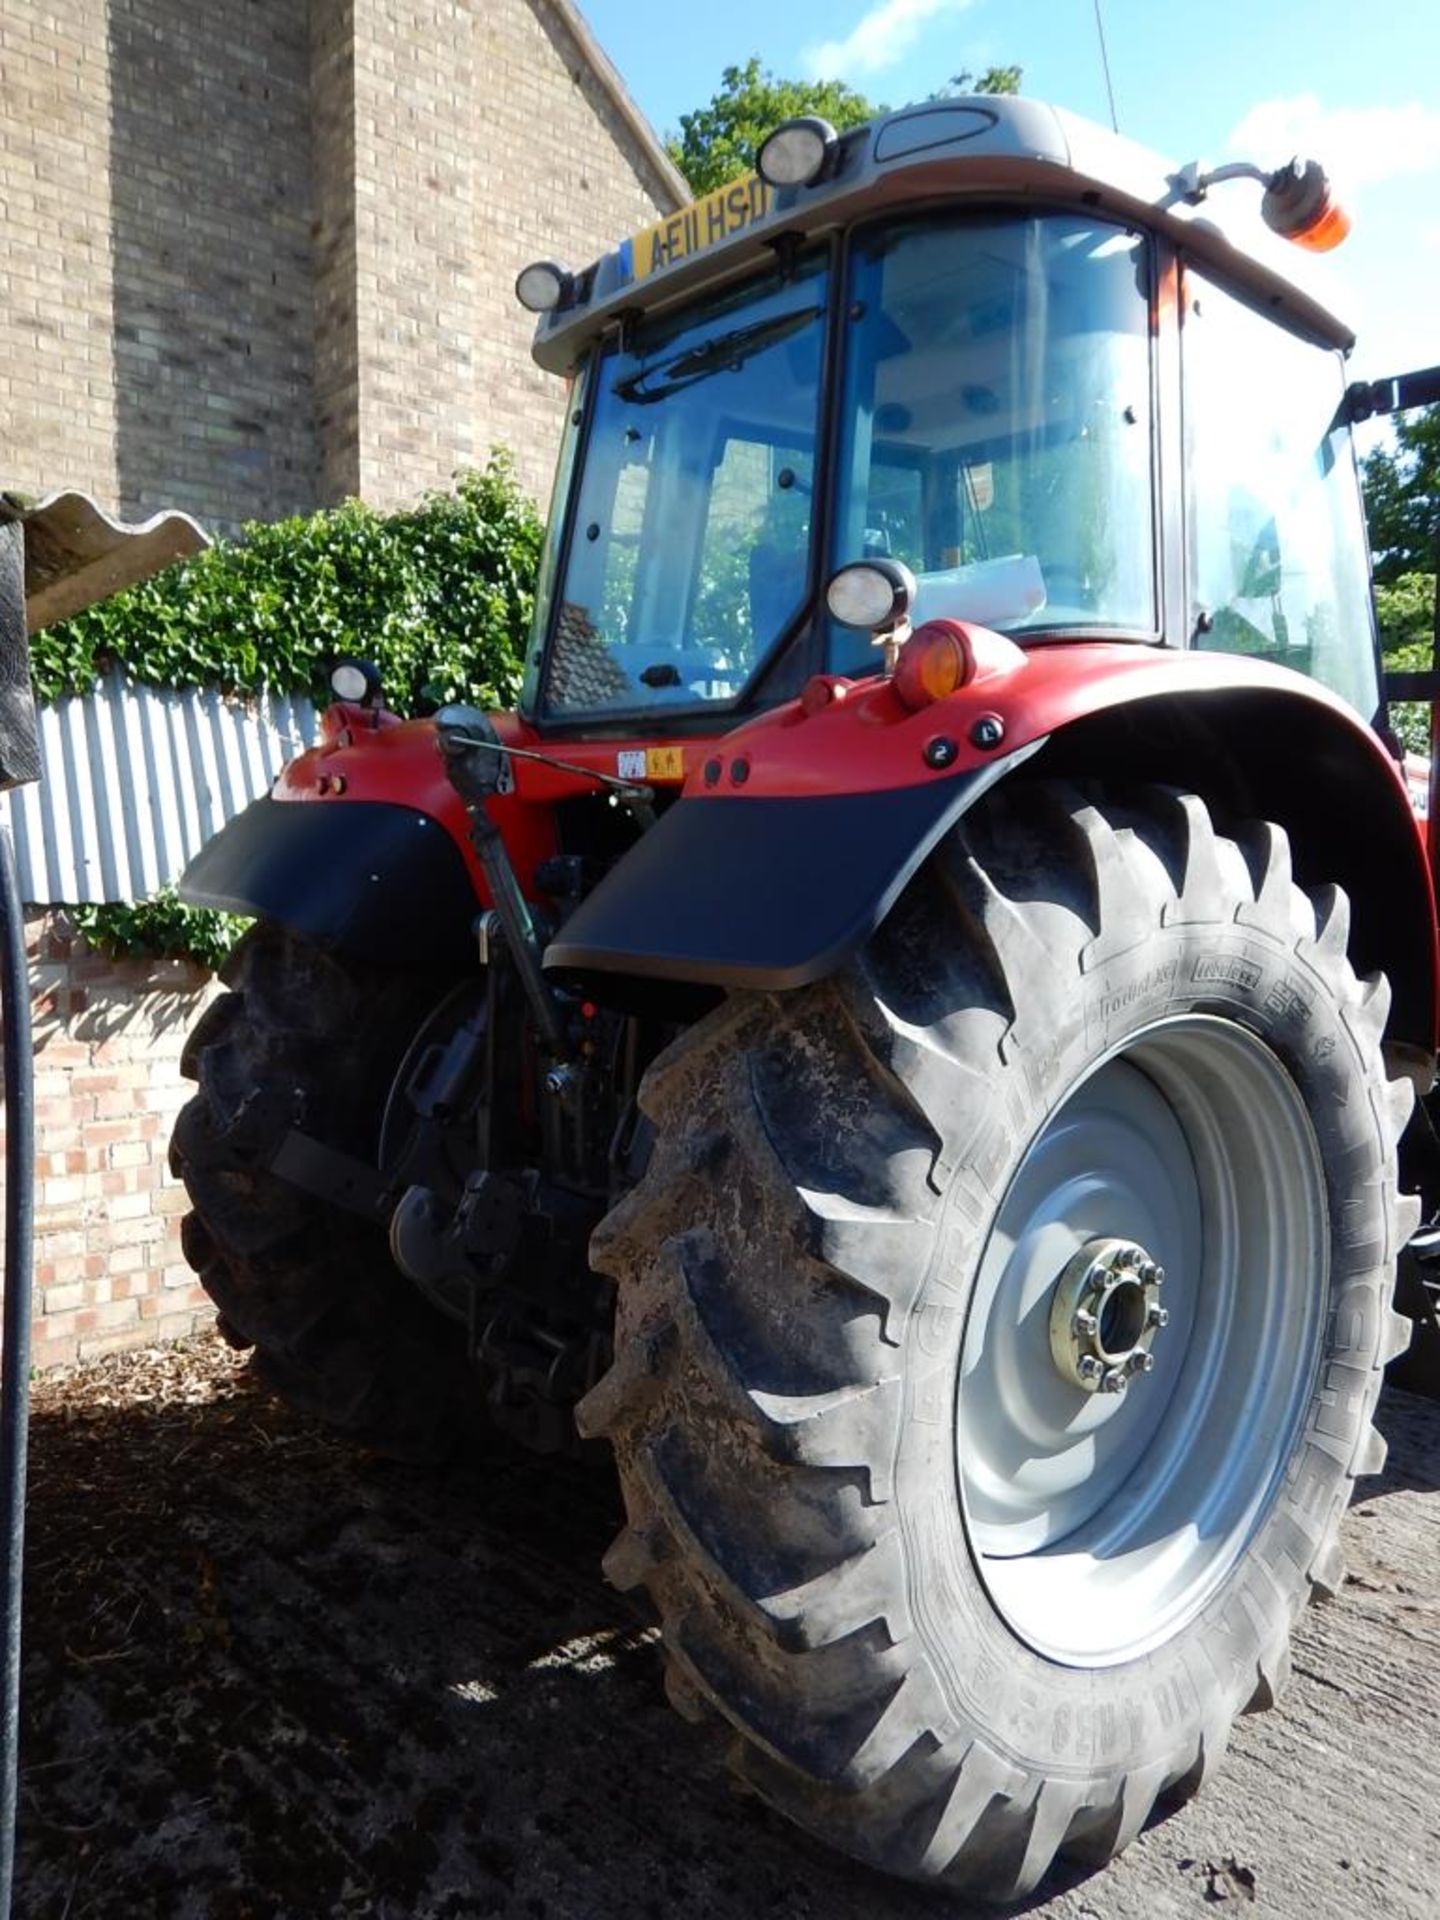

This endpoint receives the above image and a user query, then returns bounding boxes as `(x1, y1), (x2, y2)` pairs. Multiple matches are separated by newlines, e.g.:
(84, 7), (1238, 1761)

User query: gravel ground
(15, 1334), (1440, 1920)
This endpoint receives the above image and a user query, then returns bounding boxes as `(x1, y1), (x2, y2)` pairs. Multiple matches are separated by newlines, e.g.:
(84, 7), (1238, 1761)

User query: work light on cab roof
(756, 115), (838, 189)
(514, 259), (574, 314)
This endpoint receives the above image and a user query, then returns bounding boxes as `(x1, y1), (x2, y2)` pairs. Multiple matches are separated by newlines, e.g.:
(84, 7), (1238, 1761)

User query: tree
(667, 58), (1026, 197)
(666, 59), (877, 196)
(1362, 404), (1440, 584)
(1362, 407), (1438, 751)
(1375, 571), (1436, 753)
(937, 65), (1022, 97)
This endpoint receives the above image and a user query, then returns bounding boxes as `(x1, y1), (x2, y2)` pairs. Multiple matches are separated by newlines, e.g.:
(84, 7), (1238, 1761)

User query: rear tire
(170, 925), (474, 1459)
(582, 782), (1416, 1901)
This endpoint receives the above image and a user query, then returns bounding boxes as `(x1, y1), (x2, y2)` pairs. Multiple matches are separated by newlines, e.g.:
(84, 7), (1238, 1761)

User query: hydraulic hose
(0, 822), (33, 1920)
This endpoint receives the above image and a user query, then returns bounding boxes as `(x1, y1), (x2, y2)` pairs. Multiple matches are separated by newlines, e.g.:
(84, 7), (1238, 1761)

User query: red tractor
(173, 97), (1440, 1901)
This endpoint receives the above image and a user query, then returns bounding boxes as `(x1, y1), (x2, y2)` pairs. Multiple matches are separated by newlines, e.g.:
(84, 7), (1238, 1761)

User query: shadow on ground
(17, 1340), (944, 1920)
(18, 1340), (1440, 1920)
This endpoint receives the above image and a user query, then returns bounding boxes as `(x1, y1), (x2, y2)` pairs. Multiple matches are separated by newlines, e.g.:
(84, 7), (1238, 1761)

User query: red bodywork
(276, 705), (718, 904)
(284, 632), (1429, 891)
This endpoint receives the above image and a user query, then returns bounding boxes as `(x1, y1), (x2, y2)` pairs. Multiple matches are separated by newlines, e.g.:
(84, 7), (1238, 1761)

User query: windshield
(830, 213), (1155, 665)
(540, 251), (829, 718)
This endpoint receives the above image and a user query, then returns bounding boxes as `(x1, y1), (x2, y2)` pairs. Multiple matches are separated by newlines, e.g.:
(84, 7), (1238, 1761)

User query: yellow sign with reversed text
(625, 174), (774, 282)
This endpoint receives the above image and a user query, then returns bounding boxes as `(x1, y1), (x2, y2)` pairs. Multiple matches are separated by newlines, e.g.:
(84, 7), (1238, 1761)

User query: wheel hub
(1048, 1236), (1167, 1394)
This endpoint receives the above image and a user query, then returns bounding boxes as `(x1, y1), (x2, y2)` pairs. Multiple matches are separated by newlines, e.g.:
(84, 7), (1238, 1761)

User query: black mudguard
(179, 795), (481, 969)
(544, 749), (1034, 990)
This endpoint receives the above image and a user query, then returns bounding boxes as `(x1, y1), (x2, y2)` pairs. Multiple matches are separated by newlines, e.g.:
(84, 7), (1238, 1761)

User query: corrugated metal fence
(0, 674), (317, 905)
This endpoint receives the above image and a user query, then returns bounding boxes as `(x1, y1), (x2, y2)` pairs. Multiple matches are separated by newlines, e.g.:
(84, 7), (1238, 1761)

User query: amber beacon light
(1175, 153), (1351, 252)
(1260, 158), (1351, 252)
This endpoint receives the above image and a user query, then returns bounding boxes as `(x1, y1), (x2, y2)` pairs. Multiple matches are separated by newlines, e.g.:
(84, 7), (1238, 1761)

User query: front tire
(582, 782), (1416, 1901)
(170, 926), (474, 1459)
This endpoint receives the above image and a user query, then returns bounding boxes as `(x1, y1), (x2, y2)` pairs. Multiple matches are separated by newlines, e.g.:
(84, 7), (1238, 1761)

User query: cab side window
(1182, 270), (1378, 717)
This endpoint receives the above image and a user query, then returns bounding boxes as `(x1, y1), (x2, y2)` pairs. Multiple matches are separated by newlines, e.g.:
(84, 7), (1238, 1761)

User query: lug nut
(1077, 1356), (1103, 1383)
(1148, 1304), (1169, 1330)
(1127, 1351), (1155, 1376)
(1099, 1367), (1128, 1394)
(1073, 1309), (1098, 1338)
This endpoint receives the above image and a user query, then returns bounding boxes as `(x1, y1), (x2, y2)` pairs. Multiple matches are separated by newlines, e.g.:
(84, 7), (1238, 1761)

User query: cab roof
(530, 93), (1353, 374)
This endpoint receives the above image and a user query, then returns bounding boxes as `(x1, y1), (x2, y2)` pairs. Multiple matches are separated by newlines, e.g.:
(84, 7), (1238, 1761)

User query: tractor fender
(545, 641), (1438, 1056)
(179, 792), (483, 969)
(177, 710), (551, 969)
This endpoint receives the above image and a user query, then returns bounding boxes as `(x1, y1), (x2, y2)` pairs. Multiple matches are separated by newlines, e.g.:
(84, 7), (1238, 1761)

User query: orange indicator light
(894, 621), (973, 710)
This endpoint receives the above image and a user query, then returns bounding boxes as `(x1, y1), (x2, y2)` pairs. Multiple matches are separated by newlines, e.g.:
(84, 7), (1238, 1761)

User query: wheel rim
(956, 1014), (1328, 1667)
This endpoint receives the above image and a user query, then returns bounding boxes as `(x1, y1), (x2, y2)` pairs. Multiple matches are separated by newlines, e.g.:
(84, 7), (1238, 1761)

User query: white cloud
(1226, 95), (1440, 189)
(804, 0), (976, 83)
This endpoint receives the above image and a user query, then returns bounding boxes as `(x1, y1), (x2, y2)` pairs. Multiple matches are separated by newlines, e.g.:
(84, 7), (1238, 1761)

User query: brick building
(1, 0), (685, 528)
(1, 0), (687, 1369)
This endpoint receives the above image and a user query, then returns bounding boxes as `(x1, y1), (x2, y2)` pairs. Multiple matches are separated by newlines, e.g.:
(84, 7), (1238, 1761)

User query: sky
(578, 0), (1440, 438)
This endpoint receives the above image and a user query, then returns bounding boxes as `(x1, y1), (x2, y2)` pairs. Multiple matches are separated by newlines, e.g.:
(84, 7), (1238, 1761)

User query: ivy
(30, 455), (542, 714)
(70, 889), (249, 974)
(36, 457), (544, 970)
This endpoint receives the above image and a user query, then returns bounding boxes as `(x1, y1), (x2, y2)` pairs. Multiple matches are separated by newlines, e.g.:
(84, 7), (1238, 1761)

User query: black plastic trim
(179, 796), (481, 968)
(544, 746), (1037, 989)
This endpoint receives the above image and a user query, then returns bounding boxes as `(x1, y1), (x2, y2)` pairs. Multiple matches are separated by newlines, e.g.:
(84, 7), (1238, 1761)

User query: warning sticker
(615, 746), (685, 783)
(645, 746), (685, 782)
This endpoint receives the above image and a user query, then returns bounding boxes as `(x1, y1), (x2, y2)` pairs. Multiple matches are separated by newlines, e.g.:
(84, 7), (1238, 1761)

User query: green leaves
(664, 56), (1025, 197)
(29, 455), (542, 717)
(1377, 570), (1437, 754)
(666, 59), (879, 196)
(70, 889), (248, 973)
(38, 456), (543, 970)
(1363, 404), (1440, 587)
(935, 65), (1022, 98)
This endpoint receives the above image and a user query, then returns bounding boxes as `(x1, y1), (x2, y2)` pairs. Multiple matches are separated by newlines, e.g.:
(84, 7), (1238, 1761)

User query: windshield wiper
(616, 305), (821, 405)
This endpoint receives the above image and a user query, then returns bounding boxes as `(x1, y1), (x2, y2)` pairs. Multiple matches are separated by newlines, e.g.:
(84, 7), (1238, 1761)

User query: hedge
(32, 456), (541, 712)
(34, 457), (542, 966)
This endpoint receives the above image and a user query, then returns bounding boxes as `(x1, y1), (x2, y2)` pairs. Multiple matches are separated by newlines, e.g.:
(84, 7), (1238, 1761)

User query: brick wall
(469, 0), (685, 504)
(0, 1), (121, 510)
(106, 0), (320, 527)
(1, 0), (682, 527)
(6, 913), (219, 1372)
(349, 0), (682, 508)
(311, 0), (363, 503)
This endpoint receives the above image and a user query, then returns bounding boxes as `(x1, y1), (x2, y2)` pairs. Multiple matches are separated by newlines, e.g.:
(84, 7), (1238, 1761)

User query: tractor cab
(519, 95), (1380, 737)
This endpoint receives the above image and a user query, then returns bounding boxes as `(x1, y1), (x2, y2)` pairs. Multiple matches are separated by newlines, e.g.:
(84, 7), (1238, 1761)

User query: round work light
(825, 558), (917, 631)
(514, 260), (574, 314)
(330, 659), (381, 706)
(756, 116), (838, 190)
